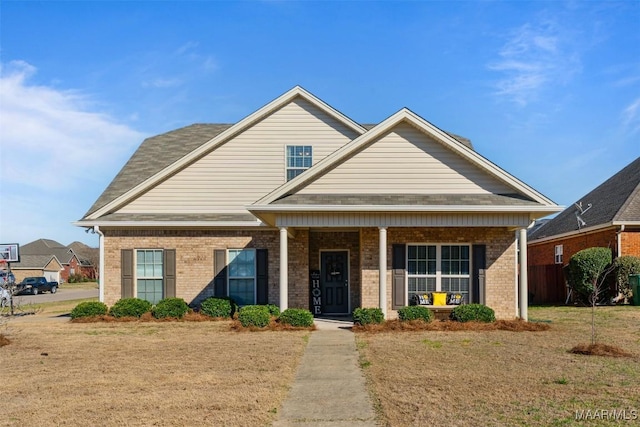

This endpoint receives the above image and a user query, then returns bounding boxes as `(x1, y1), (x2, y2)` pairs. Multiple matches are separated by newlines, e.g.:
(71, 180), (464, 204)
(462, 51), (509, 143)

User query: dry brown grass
(570, 343), (633, 358)
(2, 317), (309, 426)
(356, 306), (640, 427)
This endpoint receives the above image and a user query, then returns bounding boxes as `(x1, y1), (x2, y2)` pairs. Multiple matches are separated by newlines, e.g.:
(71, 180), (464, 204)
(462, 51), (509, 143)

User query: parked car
(16, 277), (58, 295)
(0, 270), (15, 285)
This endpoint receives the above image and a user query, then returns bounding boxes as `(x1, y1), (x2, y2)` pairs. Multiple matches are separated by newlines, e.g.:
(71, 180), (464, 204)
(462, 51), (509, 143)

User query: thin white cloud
(622, 97), (640, 135)
(142, 77), (184, 88)
(488, 20), (582, 106)
(0, 60), (144, 244)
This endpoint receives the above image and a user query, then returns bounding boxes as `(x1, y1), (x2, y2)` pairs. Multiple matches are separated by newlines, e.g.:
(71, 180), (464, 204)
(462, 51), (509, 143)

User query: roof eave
(74, 220), (268, 228)
(247, 204), (563, 214)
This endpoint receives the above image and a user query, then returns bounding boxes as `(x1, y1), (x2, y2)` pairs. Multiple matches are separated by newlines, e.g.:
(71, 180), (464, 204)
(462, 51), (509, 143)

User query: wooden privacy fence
(528, 264), (566, 305)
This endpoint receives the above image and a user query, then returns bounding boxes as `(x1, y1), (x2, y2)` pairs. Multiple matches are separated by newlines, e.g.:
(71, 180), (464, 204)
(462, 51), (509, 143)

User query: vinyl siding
(118, 98), (360, 214)
(298, 122), (514, 195)
(275, 212), (531, 228)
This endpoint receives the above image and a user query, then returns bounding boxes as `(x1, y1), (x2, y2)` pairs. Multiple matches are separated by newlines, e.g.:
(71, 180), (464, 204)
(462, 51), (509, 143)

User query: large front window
(136, 249), (163, 304)
(407, 244), (470, 303)
(228, 249), (256, 305)
(286, 145), (312, 181)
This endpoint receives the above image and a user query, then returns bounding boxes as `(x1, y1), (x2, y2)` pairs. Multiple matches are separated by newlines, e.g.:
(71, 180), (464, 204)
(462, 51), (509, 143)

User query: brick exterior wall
(102, 226), (518, 319)
(528, 228), (619, 268)
(360, 227), (517, 320)
(621, 229), (640, 257)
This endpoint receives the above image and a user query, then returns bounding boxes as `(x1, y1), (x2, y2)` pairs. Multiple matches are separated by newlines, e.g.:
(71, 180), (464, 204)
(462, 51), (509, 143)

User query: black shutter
(121, 249), (134, 299)
(392, 244), (406, 309)
(164, 249), (176, 298)
(213, 249), (227, 297)
(472, 245), (486, 304)
(256, 249), (268, 305)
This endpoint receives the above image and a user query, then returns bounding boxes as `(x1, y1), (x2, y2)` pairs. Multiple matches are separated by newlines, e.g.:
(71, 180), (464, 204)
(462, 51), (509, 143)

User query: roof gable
(83, 87), (366, 220)
(254, 108), (558, 208)
(529, 156), (640, 240)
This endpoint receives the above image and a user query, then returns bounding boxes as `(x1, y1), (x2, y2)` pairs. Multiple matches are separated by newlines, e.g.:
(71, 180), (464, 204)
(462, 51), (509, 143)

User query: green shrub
(612, 256), (640, 300)
(265, 304), (281, 317)
(398, 305), (433, 323)
(238, 305), (271, 328)
(110, 298), (152, 318)
(278, 308), (314, 327)
(152, 297), (189, 319)
(352, 307), (384, 325)
(200, 297), (237, 318)
(566, 247), (613, 302)
(70, 301), (108, 319)
(450, 304), (495, 323)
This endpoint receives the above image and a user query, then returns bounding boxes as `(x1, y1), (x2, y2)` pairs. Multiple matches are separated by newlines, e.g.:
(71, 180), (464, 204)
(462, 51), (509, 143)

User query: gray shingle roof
(271, 193), (538, 206)
(83, 123), (233, 218)
(11, 254), (59, 269)
(529, 156), (640, 240)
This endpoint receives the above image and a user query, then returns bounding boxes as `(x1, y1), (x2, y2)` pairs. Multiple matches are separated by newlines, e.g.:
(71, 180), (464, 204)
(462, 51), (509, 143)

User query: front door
(320, 251), (349, 314)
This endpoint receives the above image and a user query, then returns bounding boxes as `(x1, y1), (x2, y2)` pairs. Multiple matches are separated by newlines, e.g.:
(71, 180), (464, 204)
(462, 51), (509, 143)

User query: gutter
(616, 224), (625, 257)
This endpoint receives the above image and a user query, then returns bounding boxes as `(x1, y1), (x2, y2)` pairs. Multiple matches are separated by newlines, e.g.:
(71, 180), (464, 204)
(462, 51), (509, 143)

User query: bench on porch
(409, 292), (465, 321)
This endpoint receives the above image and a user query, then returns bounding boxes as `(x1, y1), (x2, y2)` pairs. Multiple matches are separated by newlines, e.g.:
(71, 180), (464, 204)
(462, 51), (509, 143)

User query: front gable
(298, 121), (513, 195)
(115, 96), (362, 215)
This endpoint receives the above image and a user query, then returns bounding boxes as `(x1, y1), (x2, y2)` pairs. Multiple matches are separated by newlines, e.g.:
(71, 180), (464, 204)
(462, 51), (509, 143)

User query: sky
(0, 0), (638, 249)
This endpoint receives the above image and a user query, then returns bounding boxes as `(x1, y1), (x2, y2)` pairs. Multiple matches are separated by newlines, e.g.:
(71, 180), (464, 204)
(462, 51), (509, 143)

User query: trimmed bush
(566, 247), (613, 302)
(450, 304), (495, 323)
(278, 308), (314, 327)
(238, 305), (271, 328)
(200, 297), (237, 318)
(352, 307), (384, 325)
(70, 301), (108, 319)
(398, 305), (433, 323)
(152, 297), (189, 319)
(265, 304), (281, 317)
(613, 256), (640, 300)
(110, 298), (152, 318)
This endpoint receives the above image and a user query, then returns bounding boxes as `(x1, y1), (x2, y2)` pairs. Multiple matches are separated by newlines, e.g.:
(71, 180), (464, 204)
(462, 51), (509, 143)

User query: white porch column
(279, 227), (288, 311)
(519, 228), (528, 321)
(379, 227), (387, 317)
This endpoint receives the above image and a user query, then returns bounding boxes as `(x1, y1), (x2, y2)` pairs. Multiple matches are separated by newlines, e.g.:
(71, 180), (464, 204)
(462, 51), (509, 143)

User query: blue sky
(0, 0), (638, 249)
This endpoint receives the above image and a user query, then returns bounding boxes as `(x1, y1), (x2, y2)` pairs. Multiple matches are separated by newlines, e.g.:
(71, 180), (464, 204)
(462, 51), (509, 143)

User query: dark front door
(321, 251), (349, 314)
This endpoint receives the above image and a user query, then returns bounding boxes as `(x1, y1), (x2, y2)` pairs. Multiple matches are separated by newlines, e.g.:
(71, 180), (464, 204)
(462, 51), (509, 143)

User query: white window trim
(134, 248), (164, 302)
(405, 243), (472, 305)
(285, 145), (313, 181)
(227, 248), (257, 306)
(554, 245), (563, 264)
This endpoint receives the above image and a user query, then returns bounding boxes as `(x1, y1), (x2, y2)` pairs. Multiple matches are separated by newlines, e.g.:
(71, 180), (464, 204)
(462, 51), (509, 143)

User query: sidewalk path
(273, 318), (378, 426)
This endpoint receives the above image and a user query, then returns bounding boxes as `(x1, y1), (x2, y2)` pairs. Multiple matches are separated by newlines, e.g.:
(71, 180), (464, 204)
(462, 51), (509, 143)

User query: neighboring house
(20, 239), (95, 282)
(528, 156), (640, 304)
(75, 87), (560, 319)
(10, 254), (63, 283)
(68, 241), (99, 279)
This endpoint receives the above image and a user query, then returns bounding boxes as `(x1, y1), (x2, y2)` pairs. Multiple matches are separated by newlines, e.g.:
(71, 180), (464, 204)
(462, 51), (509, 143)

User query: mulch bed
(570, 343), (634, 358)
(353, 319), (551, 333)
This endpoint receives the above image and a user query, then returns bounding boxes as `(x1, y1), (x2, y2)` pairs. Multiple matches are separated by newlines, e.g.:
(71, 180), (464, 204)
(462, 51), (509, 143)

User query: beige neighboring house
(10, 255), (63, 283)
(75, 87), (561, 319)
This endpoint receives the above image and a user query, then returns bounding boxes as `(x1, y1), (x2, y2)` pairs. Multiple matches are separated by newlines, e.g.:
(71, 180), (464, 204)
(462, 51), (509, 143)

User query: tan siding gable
(298, 122), (514, 195)
(117, 97), (360, 214)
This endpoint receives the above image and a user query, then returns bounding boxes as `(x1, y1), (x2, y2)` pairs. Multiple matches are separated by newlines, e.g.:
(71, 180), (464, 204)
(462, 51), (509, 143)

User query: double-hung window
(286, 145), (312, 181)
(228, 249), (256, 306)
(136, 249), (164, 304)
(407, 244), (470, 303)
(554, 245), (563, 264)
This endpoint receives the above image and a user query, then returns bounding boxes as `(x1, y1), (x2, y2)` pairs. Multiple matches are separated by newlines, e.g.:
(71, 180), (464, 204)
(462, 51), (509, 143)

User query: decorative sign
(310, 270), (321, 315)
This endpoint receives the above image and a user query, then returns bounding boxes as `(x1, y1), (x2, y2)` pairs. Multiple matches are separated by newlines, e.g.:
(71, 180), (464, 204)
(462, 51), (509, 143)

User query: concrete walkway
(273, 318), (378, 426)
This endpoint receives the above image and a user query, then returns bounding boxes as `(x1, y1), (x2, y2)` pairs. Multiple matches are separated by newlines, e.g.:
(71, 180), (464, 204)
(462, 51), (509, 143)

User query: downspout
(616, 225), (625, 258)
(93, 226), (105, 303)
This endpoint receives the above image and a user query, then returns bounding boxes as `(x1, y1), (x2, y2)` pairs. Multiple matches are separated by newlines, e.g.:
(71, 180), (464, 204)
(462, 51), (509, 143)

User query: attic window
(286, 145), (312, 181)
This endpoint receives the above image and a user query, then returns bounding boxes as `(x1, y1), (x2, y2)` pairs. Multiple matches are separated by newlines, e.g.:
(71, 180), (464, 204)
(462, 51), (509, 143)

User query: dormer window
(286, 145), (312, 181)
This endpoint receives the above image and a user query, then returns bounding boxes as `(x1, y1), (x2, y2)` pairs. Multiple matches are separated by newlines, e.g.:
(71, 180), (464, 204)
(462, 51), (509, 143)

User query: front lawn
(356, 305), (640, 427)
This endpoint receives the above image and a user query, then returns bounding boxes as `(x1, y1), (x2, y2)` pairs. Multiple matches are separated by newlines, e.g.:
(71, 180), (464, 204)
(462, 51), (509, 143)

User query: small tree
(566, 247), (614, 345)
